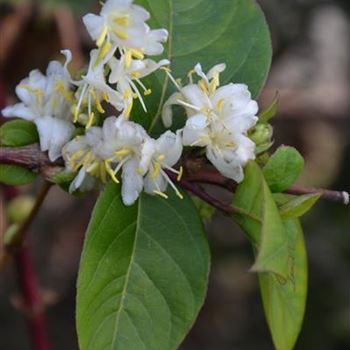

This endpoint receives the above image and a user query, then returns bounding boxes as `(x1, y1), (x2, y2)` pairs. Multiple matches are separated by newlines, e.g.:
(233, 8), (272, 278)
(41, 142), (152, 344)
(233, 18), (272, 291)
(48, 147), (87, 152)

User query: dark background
(0, 0), (349, 349)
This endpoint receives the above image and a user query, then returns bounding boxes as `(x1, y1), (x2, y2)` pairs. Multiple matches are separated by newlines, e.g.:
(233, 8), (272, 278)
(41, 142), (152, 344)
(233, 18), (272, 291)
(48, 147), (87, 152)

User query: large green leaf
(234, 162), (289, 278)
(0, 164), (37, 185)
(76, 183), (210, 350)
(133, 0), (272, 132)
(0, 120), (38, 147)
(259, 218), (307, 350)
(233, 163), (307, 350)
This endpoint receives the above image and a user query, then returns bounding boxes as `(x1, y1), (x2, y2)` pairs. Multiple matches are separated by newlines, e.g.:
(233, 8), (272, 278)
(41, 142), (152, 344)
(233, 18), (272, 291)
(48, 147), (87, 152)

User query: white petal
(139, 137), (156, 175)
(144, 172), (167, 195)
(156, 130), (182, 166)
(83, 14), (105, 42)
(182, 114), (209, 147)
(69, 168), (86, 193)
(207, 63), (226, 80)
(121, 158), (144, 205)
(206, 147), (244, 183)
(143, 29), (168, 55)
(35, 116), (74, 161)
(181, 84), (211, 110)
(161, 92), (183, 128)
(1, 103), (36, 120)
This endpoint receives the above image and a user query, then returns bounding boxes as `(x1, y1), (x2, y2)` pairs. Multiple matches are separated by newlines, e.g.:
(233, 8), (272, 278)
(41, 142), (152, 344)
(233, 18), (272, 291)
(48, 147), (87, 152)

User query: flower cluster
(1, 0), (259, 205)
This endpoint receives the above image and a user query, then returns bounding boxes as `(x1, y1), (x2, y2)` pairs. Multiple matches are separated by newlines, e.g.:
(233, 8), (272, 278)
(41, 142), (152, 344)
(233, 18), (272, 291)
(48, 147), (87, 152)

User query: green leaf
(77, 183), (210, 350)
(133, 0), (272, 132)
(233, 166), (307, 350)
(259, 92), (279, 122)
(234, 161), (289, 278)
(0, 120), (38, 147)
(263, 146), (304, 193)
(0, 164), (37, 185)
(258, 219), (307, 350)
(279, 193), (321, 219)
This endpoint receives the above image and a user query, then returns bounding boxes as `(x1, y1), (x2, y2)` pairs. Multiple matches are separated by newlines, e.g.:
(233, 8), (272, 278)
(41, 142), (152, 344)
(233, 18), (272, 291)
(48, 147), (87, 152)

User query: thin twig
(2, 186), (51, 349)
(285, 185), (349, 205)
(16, 246), (51, 350)
(0, 181), (52, 270)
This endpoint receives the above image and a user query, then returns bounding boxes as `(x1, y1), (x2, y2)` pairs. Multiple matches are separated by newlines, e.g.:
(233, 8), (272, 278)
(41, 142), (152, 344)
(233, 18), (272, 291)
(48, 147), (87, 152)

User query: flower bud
(249, 123), (273, 146)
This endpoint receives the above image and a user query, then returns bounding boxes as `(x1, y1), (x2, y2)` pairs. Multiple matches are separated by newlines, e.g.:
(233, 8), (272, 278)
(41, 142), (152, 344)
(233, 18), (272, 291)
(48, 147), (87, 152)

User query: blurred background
(0, 0), (349, 349)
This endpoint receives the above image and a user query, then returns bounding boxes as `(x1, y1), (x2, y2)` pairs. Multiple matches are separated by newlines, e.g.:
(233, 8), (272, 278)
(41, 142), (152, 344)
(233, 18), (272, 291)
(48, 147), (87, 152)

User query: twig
(0, 181), (52, 270)
(285, 185), (349, 205)
(1, 143), (348, 205)
(185, 166), (349, 205)
(2, 186), (51, 350)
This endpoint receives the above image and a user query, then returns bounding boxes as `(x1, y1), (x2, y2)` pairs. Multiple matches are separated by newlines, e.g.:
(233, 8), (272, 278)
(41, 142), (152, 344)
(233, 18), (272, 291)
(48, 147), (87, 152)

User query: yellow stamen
(104, 160), (120, 183)
(151, 162), (161, 180)
(124, 50), (132, 68)
(96, 26), (108, 47)
(55, 81), (73, 103)
(130, 48), (144, 60)
(153, 190), (168, 199)
(73, 105), (79, 123)
(177, 166), (183, 181)
(216, 98), (224, 112)
(86, 112), (95, 129)
(198, 80), (208, 94)
(102, 91), (109, 102)
(131, 71), (141, 78)
(115, 29), (128, 40)
(113, 15), (130, 26)
(144, 89), (152, 96)
(157, 154), (165, 162)
(95, 41), (112, 67)
(89, 89), (105, 113)
(114, 148), (131, 157)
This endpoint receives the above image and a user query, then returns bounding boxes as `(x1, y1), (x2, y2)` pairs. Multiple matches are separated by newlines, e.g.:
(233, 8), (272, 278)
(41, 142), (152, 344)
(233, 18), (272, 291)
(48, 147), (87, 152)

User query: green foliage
(259, 92), (279, 123)
(263, 146), (304, 193)
(0, 164), (37, 185)
(233, 162), (307, 350)
(77, 183), (210, 350)
(234, 162), (289, 278)
(133, 0), (272, 132)
(0, 120), (38, 147)
(258, 219), (307, 350)
(279, 193), (321, 219)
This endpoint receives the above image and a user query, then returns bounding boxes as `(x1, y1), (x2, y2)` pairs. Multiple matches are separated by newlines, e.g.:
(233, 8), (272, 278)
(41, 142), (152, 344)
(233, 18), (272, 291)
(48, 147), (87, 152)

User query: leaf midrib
(110, 199), (143, 349)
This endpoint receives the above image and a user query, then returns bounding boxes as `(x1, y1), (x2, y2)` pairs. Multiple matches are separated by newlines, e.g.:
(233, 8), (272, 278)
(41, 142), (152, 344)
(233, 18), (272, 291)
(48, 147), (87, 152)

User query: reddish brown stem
(2, 186), (51, 350)
(16, 246), (50, 350)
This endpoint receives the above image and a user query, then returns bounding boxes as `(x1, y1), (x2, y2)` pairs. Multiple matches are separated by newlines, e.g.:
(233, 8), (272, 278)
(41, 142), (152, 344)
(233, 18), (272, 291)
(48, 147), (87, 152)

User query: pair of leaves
(0, 120), (39, 186)
(233, 161), (308, 350)
(76, 1), (272, 349)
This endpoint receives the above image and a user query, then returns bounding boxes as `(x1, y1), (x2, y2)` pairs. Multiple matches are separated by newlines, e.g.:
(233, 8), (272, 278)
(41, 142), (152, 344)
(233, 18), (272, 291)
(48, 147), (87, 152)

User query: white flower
(161, 63), (258, 183)
(100, 116), (150, 205)
(2, 51), (75, 161)
(108, 56), (169, 116)
(62, 127), (105, 193)
(73, 49), (124, 128)
(143, 130), (183, 199)
(182, 115), (255, 182)
(83, 0), (168, 57)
